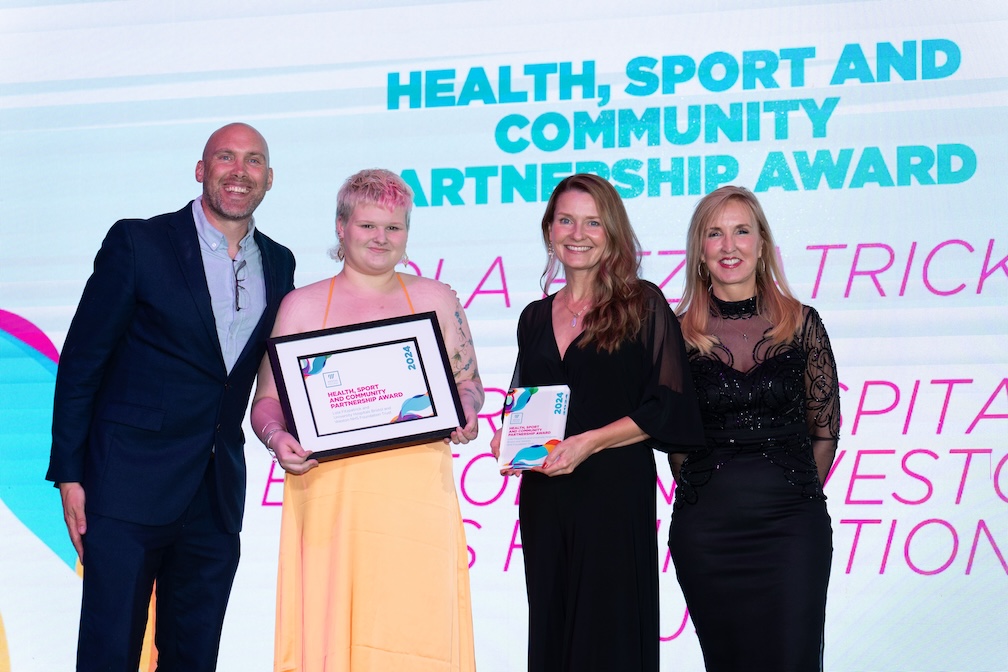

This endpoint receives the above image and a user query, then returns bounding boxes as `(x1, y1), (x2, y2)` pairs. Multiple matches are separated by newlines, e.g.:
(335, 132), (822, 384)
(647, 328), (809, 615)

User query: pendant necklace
(714, 295), (759, 343)
(564, 291), (592, 328)
(726, 317), (750, 342)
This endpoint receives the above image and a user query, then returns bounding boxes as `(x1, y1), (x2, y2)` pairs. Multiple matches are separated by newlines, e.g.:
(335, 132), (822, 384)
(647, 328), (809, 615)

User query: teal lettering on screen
(386, 39), (973, 205)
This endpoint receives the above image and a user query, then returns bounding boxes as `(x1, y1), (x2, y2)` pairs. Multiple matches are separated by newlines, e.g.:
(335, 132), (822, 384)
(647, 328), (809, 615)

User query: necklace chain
(562, 290), (592, 328)
(713, 295), (759, 343)
(727, 318), (749, 342)
(720, 315), (758, 342)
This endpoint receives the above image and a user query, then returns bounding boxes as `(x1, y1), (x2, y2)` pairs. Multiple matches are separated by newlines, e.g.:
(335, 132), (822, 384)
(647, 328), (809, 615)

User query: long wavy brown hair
(676, 185), (803, 354)
(540, 174), (649, 353)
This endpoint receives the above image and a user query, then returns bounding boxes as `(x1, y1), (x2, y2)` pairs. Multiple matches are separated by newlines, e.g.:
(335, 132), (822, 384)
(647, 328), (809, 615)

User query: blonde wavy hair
(676, 186), (802, 354)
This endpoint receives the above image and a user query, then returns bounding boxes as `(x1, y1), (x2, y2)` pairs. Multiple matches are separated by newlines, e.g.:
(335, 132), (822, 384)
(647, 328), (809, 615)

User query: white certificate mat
(267, 312), (464, 460)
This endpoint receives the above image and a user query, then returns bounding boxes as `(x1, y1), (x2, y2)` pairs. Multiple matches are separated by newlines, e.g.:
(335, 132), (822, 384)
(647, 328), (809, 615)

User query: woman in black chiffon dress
(491, 174), (704, 672)
(669, 186), (840, 671)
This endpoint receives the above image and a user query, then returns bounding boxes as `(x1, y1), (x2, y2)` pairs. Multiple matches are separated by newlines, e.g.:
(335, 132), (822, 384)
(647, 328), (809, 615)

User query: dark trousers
(76, 459), (240, 672)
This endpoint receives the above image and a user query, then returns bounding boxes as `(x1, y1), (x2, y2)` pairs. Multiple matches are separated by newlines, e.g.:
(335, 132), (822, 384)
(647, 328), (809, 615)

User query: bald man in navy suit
(47, 123), (296, 671)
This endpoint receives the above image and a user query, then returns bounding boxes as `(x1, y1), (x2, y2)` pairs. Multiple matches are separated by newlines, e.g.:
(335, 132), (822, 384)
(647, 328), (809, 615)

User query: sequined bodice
(677, 296), (840, 503)
(690, 349), (807, 432)
(689, 296), (806, 434)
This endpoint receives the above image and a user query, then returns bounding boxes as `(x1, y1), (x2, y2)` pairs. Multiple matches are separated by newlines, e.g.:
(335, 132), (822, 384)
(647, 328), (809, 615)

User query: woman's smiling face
(703, 199), (763, 301)
(550, 189), (608, 276)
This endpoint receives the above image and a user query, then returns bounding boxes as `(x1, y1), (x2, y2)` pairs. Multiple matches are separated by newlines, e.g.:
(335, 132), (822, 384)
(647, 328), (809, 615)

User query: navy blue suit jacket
(47, 203), (295, 534)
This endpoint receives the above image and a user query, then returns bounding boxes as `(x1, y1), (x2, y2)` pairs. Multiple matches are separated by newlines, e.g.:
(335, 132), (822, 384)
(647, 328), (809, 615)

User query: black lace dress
(668, 296), (840, 672)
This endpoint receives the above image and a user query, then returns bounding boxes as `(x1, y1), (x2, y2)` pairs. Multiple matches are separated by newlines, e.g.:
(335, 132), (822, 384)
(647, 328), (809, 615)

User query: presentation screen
(1, 2), (1005, 670)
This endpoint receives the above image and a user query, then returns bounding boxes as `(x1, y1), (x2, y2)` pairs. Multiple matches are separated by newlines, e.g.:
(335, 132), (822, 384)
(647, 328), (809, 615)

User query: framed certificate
(267, 312), (465, 461)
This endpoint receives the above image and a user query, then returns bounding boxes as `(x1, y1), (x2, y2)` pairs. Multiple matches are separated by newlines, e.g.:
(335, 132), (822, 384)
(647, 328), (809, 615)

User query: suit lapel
(167, 204), (226, 368)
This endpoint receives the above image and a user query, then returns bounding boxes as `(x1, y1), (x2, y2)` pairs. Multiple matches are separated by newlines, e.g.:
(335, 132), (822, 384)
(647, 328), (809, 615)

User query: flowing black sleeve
(802, 305), (840, 449)
(629, 283), (705, 453)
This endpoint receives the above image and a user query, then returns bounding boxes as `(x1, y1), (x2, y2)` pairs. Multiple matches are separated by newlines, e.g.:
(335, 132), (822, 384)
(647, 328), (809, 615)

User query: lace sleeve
(802, 306), (840, 446)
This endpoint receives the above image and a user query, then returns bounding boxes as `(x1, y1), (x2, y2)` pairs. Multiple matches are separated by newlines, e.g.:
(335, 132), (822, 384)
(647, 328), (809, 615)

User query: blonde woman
(669, 185), (840, 671)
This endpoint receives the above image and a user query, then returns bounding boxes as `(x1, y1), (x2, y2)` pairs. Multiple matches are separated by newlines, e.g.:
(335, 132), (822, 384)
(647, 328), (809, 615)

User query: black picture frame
(267, 312), (464, 461)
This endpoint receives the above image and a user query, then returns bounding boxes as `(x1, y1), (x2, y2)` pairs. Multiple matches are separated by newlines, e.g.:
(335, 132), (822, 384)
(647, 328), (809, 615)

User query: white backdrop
(1, 1), (1006, 670)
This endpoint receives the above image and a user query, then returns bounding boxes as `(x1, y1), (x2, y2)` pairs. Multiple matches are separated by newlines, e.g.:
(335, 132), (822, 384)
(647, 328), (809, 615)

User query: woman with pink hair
(252, 168), (483, 672)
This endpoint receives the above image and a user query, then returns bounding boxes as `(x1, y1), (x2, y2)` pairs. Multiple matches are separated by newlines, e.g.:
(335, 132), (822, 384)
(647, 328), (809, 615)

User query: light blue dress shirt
(192, 197), (267, 373)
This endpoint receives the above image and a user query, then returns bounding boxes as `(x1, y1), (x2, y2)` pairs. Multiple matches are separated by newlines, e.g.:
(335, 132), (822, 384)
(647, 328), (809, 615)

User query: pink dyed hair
(336, 168), (414, 228)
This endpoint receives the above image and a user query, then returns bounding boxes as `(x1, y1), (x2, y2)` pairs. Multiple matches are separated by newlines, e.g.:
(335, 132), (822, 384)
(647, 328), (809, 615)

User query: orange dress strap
(396, 272), (416, 315)
(322, 275), (337, 328)
(323, 274), (413, 328)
